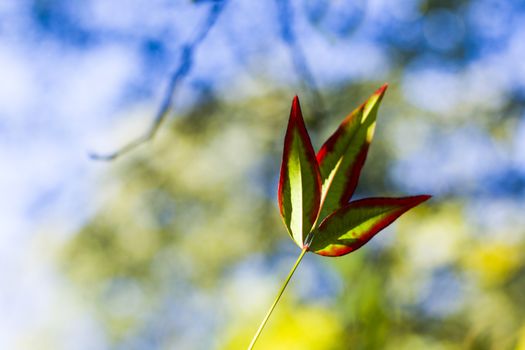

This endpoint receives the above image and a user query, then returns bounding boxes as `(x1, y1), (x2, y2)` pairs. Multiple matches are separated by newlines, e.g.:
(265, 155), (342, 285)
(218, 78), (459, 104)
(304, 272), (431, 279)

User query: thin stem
(247, 247), (308, 350)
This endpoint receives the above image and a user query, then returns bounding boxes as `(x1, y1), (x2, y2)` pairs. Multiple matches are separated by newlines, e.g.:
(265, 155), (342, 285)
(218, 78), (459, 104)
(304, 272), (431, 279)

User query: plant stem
(247, 247), (308, 350)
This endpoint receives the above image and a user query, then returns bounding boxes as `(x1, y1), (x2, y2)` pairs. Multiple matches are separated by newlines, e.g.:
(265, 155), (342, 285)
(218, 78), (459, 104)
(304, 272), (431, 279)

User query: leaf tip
(292, 95), (300, 108)
(370, 83), (388, 101)
(290, 95), (302, 122)
(412, 194), (432, 205)
(372, 83), (388, 103)
(368, 83), (389, 107)
(392, 194), (432, 212)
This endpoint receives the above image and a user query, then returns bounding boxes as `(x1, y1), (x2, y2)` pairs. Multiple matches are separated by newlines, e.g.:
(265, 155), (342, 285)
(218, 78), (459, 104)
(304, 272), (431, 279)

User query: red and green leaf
(308, 195), (430, 257)
(317, 84), (388, 220)
(278, 96), (322, 248)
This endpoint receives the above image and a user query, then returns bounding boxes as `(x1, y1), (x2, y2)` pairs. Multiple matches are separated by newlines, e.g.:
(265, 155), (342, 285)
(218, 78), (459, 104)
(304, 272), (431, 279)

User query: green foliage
(60, 84), (525, 349)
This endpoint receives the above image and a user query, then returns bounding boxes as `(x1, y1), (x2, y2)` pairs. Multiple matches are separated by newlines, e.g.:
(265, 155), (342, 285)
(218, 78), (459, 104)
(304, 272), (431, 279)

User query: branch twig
(90, 1), (228, 161)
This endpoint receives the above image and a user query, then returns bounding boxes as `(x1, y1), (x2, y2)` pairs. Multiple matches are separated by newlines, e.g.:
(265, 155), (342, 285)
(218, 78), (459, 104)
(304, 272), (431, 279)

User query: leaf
(316, 84), (388, 220)
(278, 96), (322, 248)
(308, 195), (431, 257)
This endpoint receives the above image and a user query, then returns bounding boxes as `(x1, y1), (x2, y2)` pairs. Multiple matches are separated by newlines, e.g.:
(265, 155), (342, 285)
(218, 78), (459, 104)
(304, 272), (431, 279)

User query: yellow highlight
(465, 242), (521, 286)
(516, 325), (525, 350)
(366, 122), (376, 143)
(288, 133), (304, 246)
(223, 303), (343, 350)
(321, 156), (344, 204)
(362, 95), (379, 123)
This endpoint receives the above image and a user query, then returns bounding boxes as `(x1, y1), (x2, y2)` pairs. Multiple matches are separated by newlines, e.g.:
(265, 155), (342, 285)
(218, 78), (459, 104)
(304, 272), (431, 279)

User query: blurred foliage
(61, 81), (525, 349)
(223, 300), (344, 350)
(36, 0), (525, 348)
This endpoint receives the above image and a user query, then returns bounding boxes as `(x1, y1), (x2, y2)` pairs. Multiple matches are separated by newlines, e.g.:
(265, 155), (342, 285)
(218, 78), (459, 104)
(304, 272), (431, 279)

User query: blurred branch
(90, 1), (228, 161)
(275, 0), (326, 121)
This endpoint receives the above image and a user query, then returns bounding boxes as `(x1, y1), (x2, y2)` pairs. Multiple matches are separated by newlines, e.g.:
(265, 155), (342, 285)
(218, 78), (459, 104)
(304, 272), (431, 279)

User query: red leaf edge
(312, 194), (431, 257)
(316, 83), (388, 165)
(278, 96), (322, 225)
(316, 84), (388, 205)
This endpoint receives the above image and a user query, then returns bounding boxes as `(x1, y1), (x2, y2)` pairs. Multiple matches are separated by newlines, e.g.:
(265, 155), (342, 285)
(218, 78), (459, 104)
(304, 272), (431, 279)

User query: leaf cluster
(278, 85), (430, 256)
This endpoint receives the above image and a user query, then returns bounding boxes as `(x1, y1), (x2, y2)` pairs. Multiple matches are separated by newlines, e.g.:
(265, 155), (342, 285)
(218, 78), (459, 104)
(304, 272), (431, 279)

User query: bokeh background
(2, 0), (525, 349)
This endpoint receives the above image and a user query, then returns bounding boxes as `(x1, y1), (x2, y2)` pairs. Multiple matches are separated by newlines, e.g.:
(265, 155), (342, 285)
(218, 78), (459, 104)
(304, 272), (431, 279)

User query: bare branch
(90, 1), (228, 161)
